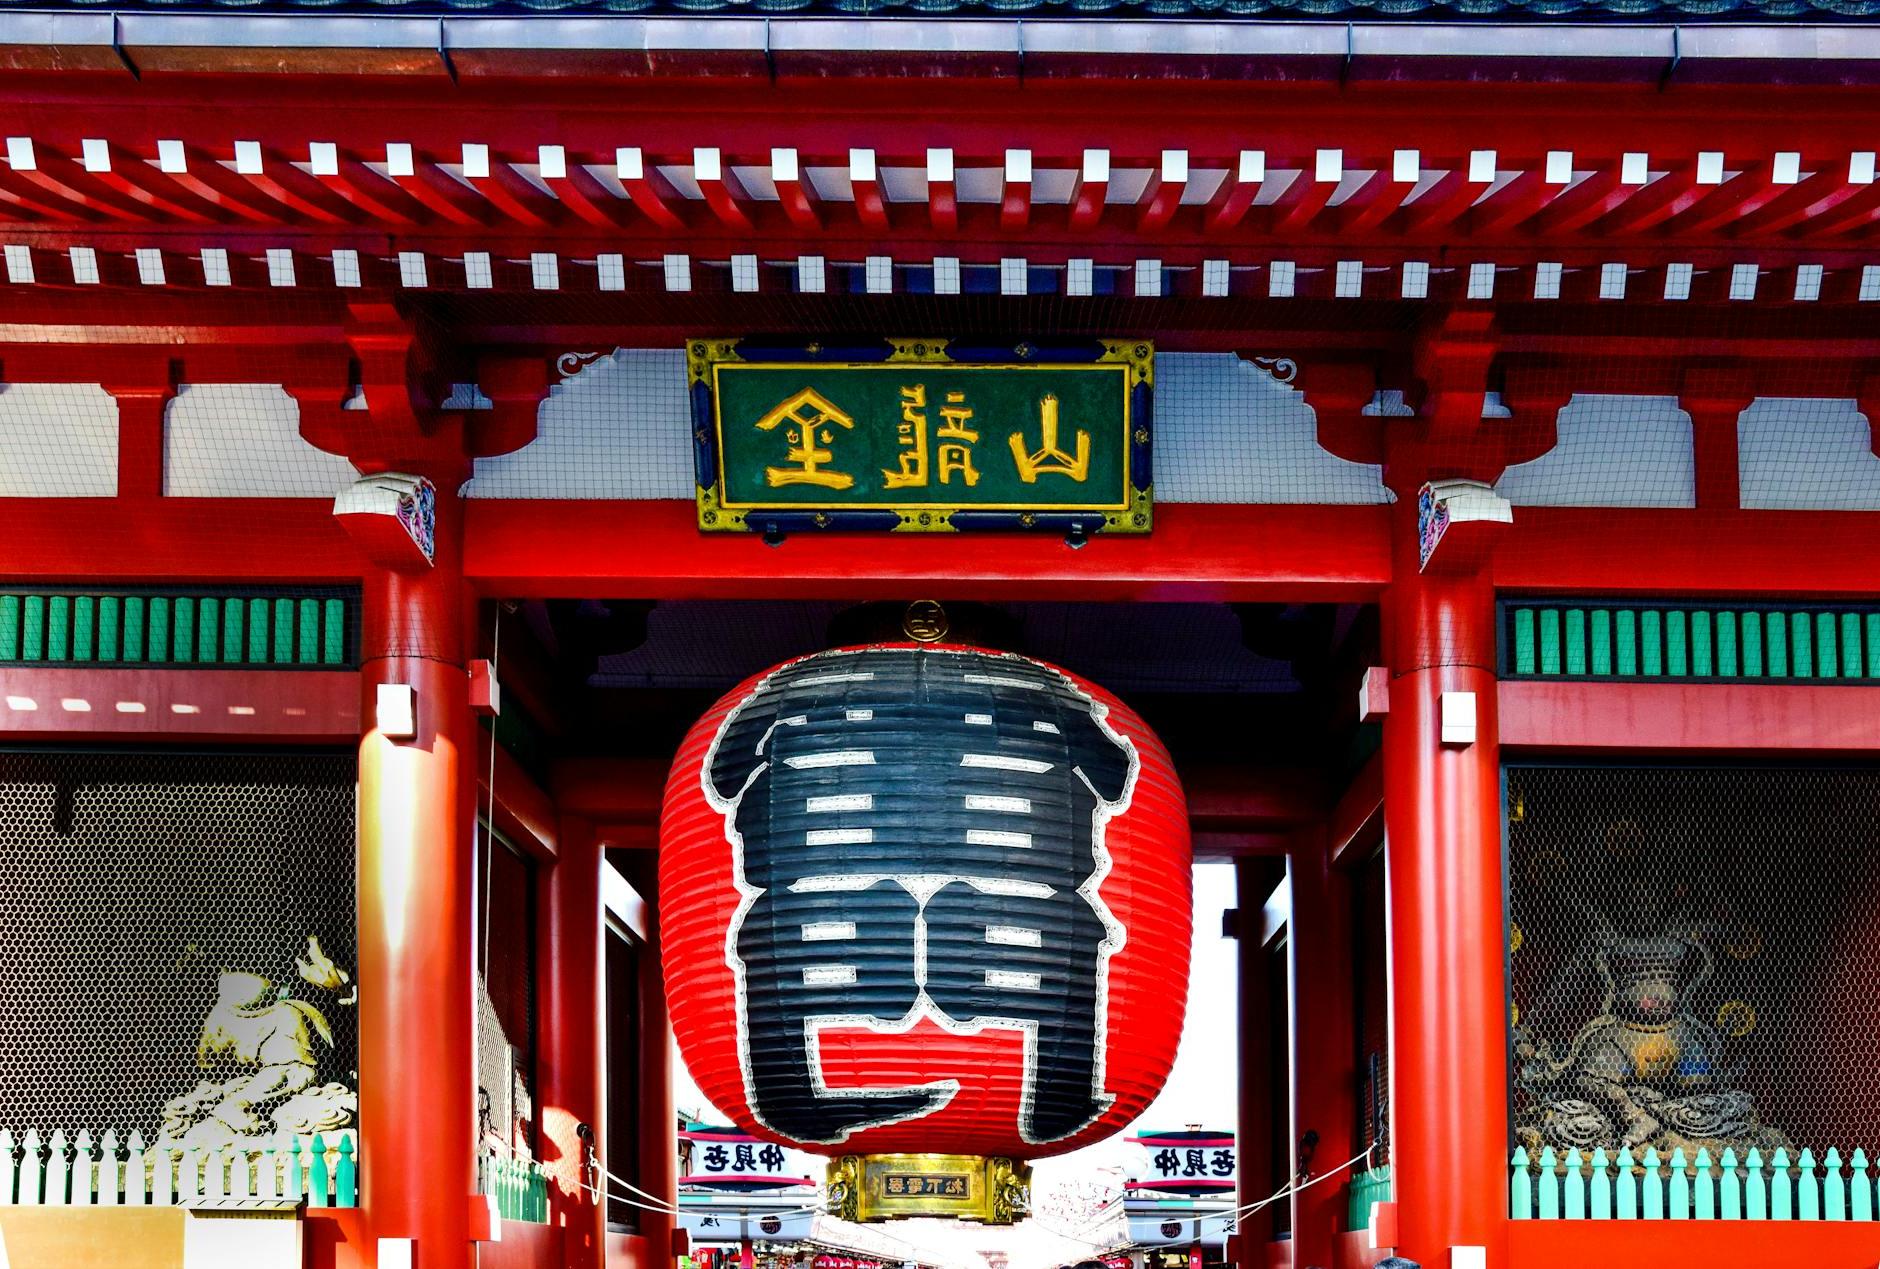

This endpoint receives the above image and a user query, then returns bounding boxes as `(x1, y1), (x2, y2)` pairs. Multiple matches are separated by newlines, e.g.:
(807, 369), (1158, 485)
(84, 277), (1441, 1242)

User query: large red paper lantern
(660, 643), (1190, 1217)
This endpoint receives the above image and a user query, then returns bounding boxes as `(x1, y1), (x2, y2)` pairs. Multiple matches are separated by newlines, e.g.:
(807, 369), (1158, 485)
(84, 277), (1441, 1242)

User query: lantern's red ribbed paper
(660, 644), (1191, 1160)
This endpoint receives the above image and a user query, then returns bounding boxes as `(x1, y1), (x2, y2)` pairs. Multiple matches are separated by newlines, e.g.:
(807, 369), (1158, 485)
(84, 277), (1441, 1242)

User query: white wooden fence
(0, 1128), (358, 1208)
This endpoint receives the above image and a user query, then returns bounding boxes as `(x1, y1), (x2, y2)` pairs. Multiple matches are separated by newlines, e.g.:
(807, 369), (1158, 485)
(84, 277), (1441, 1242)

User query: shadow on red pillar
(1379, 499), (1509, 1269)
(541, 816), (607, 1269)
(1288, 835), (1357, 1269)
(630, 858), (678, 1269)
(356, 489), (478, 1269)
(1237, 856), (1284, 1266)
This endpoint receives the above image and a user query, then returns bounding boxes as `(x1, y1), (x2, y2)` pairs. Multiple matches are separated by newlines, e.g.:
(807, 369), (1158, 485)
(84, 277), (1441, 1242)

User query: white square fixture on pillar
(1450, 1248), (1488, 1269)
(378, 1237), (416, 1269)
(1440, 690), (1477, 747)
(377, 683), (417, 740)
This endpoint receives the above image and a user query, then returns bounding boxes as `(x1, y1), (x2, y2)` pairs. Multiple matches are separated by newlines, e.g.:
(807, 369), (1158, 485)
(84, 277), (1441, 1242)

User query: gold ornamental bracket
(827, 1154), (1030, 1225)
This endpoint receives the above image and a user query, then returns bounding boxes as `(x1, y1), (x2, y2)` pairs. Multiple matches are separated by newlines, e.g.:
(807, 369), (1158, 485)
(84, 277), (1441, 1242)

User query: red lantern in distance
(661, 644), (1191, 1223)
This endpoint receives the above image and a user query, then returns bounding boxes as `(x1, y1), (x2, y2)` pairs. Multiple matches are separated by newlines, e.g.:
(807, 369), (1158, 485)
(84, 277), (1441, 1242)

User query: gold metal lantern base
(826, 1154), (1031, 1224)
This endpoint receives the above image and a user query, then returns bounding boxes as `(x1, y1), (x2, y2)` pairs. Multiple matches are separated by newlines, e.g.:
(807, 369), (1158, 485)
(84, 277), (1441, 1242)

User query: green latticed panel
(0, 587), (359, 670)
(1503, 601), (1880, 685)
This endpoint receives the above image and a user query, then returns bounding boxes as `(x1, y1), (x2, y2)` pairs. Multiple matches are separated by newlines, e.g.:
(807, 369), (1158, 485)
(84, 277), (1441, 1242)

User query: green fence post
(1692, 1148), (1714, 1220)
(1824, 1147), (1845, 1221)
(281, 1135), (302, 1202)
(1851, 1149), (1872, 1221)
(1720, 1148), (1741, 1220)
(1668, 1147), (1690, 1219)
(1642, 1148), (1664, 1219)
(1589, 1147), (1611, 1219)
(1615, 1146), (1638, 1219)
(1746, 1148), (1767, 1220)
(335, 1135), (356, 1209)
(1535, 1147), (1557, 1219)
(1798, 1148), (1819, 1220)
(1771, 1148), (1792, 1221)
(1563, 1148), (1585, 1219)
(308, 1134), (330, 1208)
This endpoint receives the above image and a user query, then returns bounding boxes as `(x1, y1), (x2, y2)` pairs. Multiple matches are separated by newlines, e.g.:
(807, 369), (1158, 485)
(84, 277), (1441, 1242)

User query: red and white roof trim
(4, 242), (1877, 305)
(5, 135), (1880, 247)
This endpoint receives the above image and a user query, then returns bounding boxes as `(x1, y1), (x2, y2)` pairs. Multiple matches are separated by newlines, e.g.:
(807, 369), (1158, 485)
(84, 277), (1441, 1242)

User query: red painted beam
(0, 666), (359, 741)
(1397, 158), (1494, 233)
(1269, 152), (1340, 234)
(693, 147), (754, 232)
(383, 143), (488, 226)
(616, 147), (688, 231)
(1000, 147), (1032, 232)
(480, 739), (560, 861)
(1500, 680), (1880, 755)
(1328, 748), (1384, 870)
(770, 147), (821, 231)
(1334, 156), (1418, 235)
(461, 144), (561, 229)
(316, 145), (426, 226)
(849, 148), (889, 233)
(1069, 148), (1109, 232)
(463, 500), (1393, 601)
(229, 142), (358, 226)
(1508, 1215), (1880, 1269)
(1135, 150), (1186, 234)
(154, 141), (283, 224)
(76, 139), (222, 224)
(1494, 508), (1880, 597)
(1667, 157), (1792, 237)
(537, 146), (628, 229)
(1204, 150), (1263, 235)
(925, 146), (958, 234)
(4, 497), (361, 581)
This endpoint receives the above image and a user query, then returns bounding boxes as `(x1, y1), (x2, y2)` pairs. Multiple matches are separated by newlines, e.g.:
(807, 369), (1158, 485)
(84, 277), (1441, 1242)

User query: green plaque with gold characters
(689, 337), (1153, 537)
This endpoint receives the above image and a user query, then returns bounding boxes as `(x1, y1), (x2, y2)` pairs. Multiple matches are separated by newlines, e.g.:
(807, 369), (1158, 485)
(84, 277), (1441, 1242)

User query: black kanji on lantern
(705, 647), (1138, 1146)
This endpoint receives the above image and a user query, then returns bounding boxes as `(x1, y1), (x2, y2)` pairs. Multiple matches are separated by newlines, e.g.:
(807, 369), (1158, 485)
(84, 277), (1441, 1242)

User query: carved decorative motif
(1250, 356), (1298, 384)
(157, 934), (357, 1152)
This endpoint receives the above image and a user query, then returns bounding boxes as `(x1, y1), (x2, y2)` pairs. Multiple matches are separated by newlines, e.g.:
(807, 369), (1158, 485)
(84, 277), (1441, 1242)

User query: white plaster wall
(465, 349), (694, 499)
(163, 383), (359, 497)
(1739, 397), (1880, 510)
(1153, 352), (1389, 504)
(0, 383), (117, 497)
(1495, 394), (1696, 508)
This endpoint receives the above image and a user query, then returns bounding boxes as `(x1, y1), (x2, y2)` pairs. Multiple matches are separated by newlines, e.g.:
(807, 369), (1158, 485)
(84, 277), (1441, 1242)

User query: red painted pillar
(540, 816), (607, 1269)
(1235, 856), (1281, 1263)
(1379, 501), (1508, 1268)
(355, 487), (478, 1269)
(1287, 834), (1356, 1269)
(636, 863), (679, 1267)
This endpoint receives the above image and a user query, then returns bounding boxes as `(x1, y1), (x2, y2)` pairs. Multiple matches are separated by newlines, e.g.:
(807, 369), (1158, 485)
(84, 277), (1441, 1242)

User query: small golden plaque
(827, 1153), (1031, 1224)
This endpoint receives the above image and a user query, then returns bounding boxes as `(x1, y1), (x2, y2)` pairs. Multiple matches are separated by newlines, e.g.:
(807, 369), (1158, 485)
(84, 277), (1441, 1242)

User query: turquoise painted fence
(0, 1127), (357, 1208)
(1501, 601), (1880, 685)
(1347, 1164), (1392, 1231)
(0, 587), (358, 669)
(481, 1150), (550, 1224)
(1511, 1145), (1879, 1221)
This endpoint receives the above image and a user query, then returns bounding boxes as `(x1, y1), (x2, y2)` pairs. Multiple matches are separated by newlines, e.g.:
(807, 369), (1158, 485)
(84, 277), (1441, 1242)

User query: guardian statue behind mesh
(1515, 926), (1789, 1156)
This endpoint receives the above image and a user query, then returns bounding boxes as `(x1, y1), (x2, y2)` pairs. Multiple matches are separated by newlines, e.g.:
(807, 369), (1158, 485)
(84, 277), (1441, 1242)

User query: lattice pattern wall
(1508, 764), (1880, 1159)
(0, 750), (357, 1137)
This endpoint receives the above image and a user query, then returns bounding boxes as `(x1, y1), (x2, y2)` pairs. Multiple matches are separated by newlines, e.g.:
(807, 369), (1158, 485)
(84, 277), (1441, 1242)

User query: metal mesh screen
(0, 748), (358, 1141)
(1507, 763), (1880, 1160)
(477, 821), (538, 1160)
